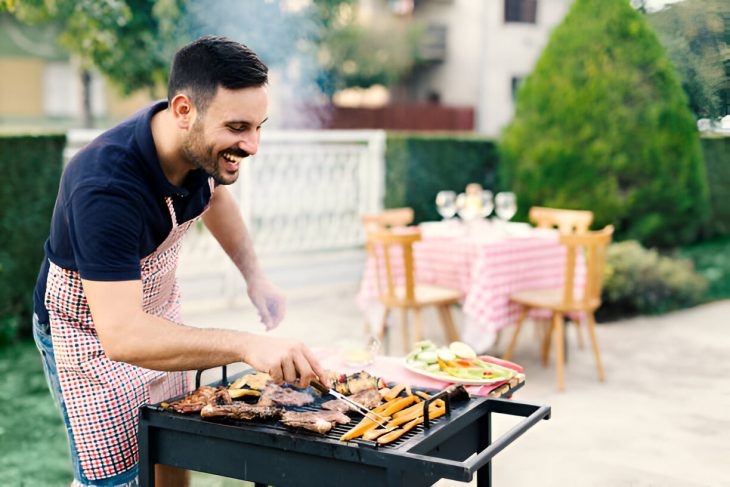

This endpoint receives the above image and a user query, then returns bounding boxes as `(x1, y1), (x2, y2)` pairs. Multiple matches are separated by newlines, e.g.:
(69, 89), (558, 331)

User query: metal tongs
(310, 380), (388, 427)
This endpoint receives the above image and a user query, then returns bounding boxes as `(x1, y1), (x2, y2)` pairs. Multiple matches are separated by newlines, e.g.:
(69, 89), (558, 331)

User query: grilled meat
(328, 371), (386, 395)
(201, 403), (283, 421)
(229, 372), (272, 391)
(163, 386), (232, 414)
(281, 410), (351, 434)
(258, 383), (315, 407)
(321, 388), (382, 413)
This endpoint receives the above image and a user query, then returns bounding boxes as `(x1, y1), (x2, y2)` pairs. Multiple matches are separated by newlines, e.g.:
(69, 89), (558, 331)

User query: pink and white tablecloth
(357, 221), (581, 352)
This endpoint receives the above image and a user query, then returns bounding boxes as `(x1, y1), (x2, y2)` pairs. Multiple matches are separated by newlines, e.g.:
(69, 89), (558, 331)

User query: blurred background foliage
(648, 0), (730, 119)
(598, 240), (708, 320)
(0, 0), (422, 115)
(0, 134), (65, 346)
(499, 0), (709, 248)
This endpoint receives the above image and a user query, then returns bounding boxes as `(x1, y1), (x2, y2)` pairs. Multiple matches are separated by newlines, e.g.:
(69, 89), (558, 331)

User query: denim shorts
(32, 314), (139, 487)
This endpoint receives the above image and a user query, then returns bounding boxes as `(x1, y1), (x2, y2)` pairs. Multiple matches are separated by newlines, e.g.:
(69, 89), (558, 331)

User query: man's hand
(246, 275), (286, 330)
(242, 334), (328, 388)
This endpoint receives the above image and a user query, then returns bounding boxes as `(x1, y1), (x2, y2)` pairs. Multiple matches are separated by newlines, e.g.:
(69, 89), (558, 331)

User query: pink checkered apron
(44, 178), (215, 481)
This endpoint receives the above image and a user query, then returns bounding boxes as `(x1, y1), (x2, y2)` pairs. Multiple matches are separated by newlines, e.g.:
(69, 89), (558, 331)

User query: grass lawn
(0, 340), (72, 486)
(681, 235), (730, 302)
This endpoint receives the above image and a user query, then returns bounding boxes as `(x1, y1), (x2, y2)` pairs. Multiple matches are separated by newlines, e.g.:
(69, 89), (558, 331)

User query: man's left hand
(246, 276), (286, 330)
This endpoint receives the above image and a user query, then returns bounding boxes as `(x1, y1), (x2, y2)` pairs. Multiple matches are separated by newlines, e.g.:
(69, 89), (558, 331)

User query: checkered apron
(45, 178), (215, 481)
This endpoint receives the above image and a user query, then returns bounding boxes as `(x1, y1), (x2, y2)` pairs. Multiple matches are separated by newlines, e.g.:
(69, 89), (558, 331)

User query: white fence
(65, 129), (385, 307)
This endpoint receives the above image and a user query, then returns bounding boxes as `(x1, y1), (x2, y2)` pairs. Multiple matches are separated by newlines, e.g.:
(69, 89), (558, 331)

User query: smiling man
(31, 36), (327, 487)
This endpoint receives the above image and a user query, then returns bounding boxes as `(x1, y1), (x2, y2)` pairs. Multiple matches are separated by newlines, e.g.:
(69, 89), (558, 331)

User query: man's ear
(170, 94), (195, 129)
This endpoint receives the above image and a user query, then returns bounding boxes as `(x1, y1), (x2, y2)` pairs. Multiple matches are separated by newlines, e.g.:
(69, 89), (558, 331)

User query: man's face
(181, 85), (268, 185)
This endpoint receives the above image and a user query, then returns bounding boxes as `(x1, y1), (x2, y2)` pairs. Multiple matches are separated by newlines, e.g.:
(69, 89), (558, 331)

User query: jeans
(32, 314), (139, 487)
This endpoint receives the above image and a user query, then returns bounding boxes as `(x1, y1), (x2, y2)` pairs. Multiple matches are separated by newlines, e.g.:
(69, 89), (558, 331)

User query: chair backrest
(559, 225), (614, 309)
(361, 207), (415, 232)
(365, 228), (421, 307)
(529, 206), (594, 234)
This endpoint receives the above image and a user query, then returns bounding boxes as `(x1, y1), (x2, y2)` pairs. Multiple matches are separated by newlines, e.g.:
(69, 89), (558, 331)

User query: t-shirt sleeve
(67, 184), (144, 281)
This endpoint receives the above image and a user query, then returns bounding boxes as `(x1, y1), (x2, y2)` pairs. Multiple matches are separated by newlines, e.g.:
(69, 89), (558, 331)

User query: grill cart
(138, 366), (550, 487)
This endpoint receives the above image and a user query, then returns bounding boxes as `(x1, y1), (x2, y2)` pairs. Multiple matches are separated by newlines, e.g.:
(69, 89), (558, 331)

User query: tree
(1, 0), (420, 122)
(310, 1), (420, 98)
(499, 0), (709, 247)
(648, 0), (730, 118)
(182, 0), (420, 99)
(1, 0), (187, 126)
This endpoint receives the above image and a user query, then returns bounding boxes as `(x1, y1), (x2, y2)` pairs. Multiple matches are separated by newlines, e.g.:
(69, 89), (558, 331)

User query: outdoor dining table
(357, 220), (583, 352)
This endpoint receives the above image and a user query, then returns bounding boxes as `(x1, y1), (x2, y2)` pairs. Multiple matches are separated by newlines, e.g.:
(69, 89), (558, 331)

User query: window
(504, 0), (537, 24)
(43, 62), (106, 118)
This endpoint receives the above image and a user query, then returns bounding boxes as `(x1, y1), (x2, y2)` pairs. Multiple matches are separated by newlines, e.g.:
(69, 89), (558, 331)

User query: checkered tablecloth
(357, 222), (581, 352)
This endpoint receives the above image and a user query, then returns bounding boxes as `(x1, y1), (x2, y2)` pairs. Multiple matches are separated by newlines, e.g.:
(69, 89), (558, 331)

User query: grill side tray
(368, 397), (551, 483)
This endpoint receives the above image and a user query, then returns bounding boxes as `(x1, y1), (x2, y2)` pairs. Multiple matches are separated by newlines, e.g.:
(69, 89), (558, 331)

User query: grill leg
(138, 421), (155, 487)
(476, 410), (492, 487)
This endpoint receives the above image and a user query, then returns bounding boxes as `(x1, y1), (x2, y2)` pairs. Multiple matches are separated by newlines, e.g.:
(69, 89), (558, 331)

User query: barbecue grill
(138, 366), (550, 486)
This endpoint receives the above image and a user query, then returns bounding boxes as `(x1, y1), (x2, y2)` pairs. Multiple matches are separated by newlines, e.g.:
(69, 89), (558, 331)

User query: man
(32, 35), (327, 486)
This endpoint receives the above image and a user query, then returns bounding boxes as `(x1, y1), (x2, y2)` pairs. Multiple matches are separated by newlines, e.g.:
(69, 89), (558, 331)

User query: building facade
(389, 0), (574, 136)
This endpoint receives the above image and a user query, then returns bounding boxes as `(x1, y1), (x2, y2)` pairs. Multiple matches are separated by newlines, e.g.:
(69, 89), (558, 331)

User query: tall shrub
(499, 0), (709, 247)
(0, 134), (65, 345)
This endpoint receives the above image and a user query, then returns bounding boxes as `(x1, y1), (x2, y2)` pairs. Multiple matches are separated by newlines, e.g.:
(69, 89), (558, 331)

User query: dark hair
(167, 35), (268, 113)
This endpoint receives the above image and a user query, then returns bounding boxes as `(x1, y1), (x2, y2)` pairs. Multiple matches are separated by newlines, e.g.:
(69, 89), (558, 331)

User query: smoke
(181, 0), (334, 128)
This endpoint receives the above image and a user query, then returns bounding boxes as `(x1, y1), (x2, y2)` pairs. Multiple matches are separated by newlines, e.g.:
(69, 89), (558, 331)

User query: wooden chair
(361, 207), (414, 232)
(527, 206), (595, 347)
(529, 206), (594, 234)
(503, 225), (614, 390)
(366, 228), (462, 354)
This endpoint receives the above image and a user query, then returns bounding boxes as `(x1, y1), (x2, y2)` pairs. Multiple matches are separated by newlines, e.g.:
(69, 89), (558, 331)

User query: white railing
(226, 130), (385, 252)
(65, 129), (385, 306)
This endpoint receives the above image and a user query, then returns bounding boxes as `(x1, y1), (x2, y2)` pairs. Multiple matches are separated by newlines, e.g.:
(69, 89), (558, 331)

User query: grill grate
(161, 380), (449, 449)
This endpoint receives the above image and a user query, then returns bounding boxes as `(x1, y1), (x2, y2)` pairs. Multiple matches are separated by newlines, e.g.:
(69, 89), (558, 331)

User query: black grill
(138, 366), (550, 487)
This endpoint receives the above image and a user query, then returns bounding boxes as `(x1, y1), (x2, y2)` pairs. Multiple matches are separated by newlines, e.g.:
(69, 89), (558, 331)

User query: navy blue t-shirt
(33, 101), (213, 323)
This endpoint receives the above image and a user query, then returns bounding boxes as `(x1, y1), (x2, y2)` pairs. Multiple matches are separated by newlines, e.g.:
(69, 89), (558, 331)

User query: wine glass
(495, 192), (517, 221)
(456, 192), (479, 221)
(435, 190), (457, 220)
(479, 190), (494, 219)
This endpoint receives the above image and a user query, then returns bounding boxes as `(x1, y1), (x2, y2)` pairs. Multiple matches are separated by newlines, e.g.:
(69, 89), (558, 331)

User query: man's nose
(238, 133), (259, 156)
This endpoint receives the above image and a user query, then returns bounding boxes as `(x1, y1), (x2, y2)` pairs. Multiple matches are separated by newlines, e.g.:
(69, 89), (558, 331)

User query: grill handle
(466, 398), (551, 472)
(423, 384), (469, 428)
(383, 398), (550, 483)
(195, 365), (228, 389)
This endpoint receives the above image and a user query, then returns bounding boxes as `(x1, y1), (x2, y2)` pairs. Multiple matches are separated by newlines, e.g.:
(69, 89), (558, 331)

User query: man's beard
(181, 120), (245, 185)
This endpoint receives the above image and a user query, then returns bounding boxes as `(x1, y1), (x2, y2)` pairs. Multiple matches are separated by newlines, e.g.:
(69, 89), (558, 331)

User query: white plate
(402, 357), (514, 386)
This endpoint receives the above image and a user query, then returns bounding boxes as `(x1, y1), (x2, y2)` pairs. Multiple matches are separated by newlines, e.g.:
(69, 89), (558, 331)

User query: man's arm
(202, 185), (285, 329)
(81, 278), (324, 386)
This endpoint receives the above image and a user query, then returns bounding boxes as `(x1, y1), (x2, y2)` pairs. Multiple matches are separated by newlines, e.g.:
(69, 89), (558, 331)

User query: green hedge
(0, 134), (65, 345)
(384, 133), (499, 222)
(700, 135), (730, 238)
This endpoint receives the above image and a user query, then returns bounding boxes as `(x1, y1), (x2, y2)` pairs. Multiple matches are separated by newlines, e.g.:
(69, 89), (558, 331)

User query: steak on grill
(321, 388), (382, 413)
(281, 410), (351, 434)
(257, 383), (315, 407)
(164, 386), (232, 414)
(200, 403), (283, 421)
